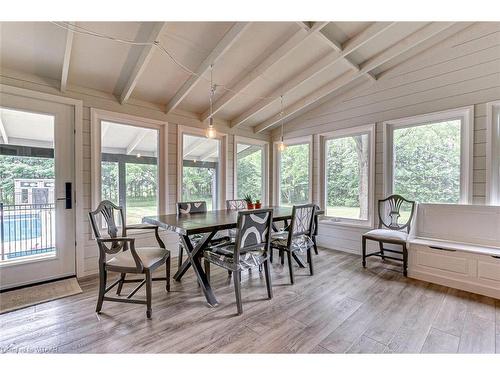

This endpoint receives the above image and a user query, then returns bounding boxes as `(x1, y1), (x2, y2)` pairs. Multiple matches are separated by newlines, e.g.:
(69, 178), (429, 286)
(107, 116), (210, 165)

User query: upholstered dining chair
(203, 209), (274, 315)
(226, 199), (247, 210)
(362, 194), (416, 276)
(89, 200), (170, 319)
(271, 204), (316, 284)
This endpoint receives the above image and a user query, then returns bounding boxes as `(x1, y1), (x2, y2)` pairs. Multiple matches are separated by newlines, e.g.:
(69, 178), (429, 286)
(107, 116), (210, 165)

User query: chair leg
(166, 256), (171, 292)
(269, 247), (273, 263)
(233, 270), (243, 315)
(204, 259), (211, 282)
(280, 250), (285, 265)
(263, 260), (273, 299)
(177, 244), (184, 270)
(379, 241), (385, 260)
(362, 236), (367, 268)
(402, 243), (408, 277)
(145, 271), (152, 319)
(287, 251), (295, 285)
(116, 272), (126, 295)
(307, 248), (314, 276)
(313, 237), (319, 255)
(96, 266), (107, 313)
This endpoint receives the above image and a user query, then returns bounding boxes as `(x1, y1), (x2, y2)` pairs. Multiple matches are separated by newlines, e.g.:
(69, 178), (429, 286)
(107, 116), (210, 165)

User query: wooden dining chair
(203, 209), (274, 315)
(362, 195), (416, 276)
(89, 200), (171, 319)
(270, 204), (316, 284)
(226, 199), (247, 210)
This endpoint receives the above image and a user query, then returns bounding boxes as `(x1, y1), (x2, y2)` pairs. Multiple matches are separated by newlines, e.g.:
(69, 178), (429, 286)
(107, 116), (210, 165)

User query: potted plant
(244, 194), (254, 209)
(255, 199), (262, 209)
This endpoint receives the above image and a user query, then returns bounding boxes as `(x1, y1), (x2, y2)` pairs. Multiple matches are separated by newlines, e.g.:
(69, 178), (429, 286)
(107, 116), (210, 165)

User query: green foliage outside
(182, 166), (216, 210)
(325, 135), (368, 219)
(236, 148), (263, 201)
(393, 121), (461, 203)
(280, 143), (310, 205)
(0, 155), (54, 204)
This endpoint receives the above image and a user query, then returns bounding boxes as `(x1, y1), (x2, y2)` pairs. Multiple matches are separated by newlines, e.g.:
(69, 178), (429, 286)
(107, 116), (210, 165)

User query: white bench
(407, 204), (500, 299)
(409, 237), (500, 299)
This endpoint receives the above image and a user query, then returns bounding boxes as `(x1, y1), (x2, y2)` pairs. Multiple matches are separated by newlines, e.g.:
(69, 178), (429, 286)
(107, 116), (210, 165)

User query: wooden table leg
(174, 232), (219, 307)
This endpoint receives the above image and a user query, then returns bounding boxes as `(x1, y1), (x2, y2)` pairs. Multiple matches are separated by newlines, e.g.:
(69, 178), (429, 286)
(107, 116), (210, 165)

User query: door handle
(56, 182), (72, 209)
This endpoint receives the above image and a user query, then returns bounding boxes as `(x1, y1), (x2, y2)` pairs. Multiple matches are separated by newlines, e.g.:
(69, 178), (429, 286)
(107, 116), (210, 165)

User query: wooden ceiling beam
(60, 21), (75, 93)
(120, 22), (167, 104)
(230, 22), (392, 128)
(200, 21), (328, 121)
(253, 22), (456, 133)
(165, 22), (251, 114)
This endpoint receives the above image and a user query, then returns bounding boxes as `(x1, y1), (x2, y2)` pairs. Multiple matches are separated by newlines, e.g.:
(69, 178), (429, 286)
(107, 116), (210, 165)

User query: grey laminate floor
(1, 249), (499, 353)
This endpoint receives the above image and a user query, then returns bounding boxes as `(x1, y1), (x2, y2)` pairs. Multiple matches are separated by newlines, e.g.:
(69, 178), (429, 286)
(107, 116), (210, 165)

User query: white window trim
(233, 136), (269, 205)
(383, 106), (474, 204)
(177, 125), (227, 210)
(273, 135), (313, 206)
(486, 100), (500, 205)
(318, 124), (376, 229)
(90, 108), (168, 227)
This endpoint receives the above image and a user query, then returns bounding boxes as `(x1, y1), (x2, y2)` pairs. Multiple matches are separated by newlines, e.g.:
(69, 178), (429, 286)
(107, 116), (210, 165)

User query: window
(91, 109), (167, 226)
(486, 101), (500, 205)
(235, 137), (268, 204)
(321, 125), (375, 226)
(384, 107), (473, 204)
(178, 126), (226, 211)
(275, 137), (312, 206)
(100, 122), (158, 224)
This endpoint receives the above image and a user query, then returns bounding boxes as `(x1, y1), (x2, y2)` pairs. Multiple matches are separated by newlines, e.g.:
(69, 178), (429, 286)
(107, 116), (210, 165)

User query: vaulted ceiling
(0, 21), (470, 133)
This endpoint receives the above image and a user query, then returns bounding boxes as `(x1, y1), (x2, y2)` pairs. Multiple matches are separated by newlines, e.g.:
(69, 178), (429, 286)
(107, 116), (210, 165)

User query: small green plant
(243, 194), (253, 204)
(255, 199), (260, 204)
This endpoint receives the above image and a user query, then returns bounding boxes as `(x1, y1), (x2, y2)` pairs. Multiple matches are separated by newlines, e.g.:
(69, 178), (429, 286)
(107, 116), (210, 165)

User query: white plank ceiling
(0, 21), (467, 133)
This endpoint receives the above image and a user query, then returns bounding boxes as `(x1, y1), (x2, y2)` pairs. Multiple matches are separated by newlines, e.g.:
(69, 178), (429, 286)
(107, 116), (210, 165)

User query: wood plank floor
(1, 249), (499, 353)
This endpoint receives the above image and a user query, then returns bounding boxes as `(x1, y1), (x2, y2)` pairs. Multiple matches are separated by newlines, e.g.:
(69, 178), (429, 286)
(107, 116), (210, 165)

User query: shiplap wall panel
(274, 22), (500, 254)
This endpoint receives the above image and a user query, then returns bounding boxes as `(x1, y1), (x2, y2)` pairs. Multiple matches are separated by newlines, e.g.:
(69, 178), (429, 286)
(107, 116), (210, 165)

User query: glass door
(0, 93), (75, 290)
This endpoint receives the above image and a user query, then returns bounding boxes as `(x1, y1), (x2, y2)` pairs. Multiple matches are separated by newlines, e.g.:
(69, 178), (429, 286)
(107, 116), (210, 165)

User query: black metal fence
(0, 202), (56, 261)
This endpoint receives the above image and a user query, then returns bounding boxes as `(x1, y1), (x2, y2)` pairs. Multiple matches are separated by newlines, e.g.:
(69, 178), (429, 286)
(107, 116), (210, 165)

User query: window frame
(383, 106), (474, 205)
(177, 125), (227, 211)
(486, 100), (500, 205)
(90, 109), (168, 229)
(273, 135), (313, 206)
(233, 136), (269, 205)
(319, 124), (376, 228)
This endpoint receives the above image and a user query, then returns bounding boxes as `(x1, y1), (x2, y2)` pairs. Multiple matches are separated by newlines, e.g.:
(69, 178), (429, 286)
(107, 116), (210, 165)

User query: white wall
(272, 22), (500, 254)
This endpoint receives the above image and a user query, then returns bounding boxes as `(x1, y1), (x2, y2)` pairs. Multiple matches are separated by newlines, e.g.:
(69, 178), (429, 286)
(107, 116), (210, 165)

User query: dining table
(142, 206), (323, 307)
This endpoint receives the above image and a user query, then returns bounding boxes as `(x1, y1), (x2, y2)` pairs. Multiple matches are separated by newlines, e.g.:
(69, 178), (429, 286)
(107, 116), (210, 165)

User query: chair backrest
(378, 194), (416, 233)
(88, 200), (126, 240)
(288, 204), (316, 240)
(234, 209), (273, 261)
(89, 200), (134, 266)
(226, 199), (247, 210)
(177, 201), (207, 214)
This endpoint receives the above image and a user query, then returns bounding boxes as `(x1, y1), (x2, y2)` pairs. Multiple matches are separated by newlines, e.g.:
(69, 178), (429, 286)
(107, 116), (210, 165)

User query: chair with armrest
(203, 209), (274, 315)
(362, 194), (416, 276)
(89, 200), (170, 319)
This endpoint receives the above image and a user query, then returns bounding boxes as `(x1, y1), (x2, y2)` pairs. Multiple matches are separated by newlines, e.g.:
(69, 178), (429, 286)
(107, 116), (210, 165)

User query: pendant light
(206, 64), (216, 139)
(277, 95), (286, 151)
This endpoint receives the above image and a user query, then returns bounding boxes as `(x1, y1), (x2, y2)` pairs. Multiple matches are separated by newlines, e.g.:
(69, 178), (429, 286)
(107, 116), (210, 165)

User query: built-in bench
(408, 204), (500, 299)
